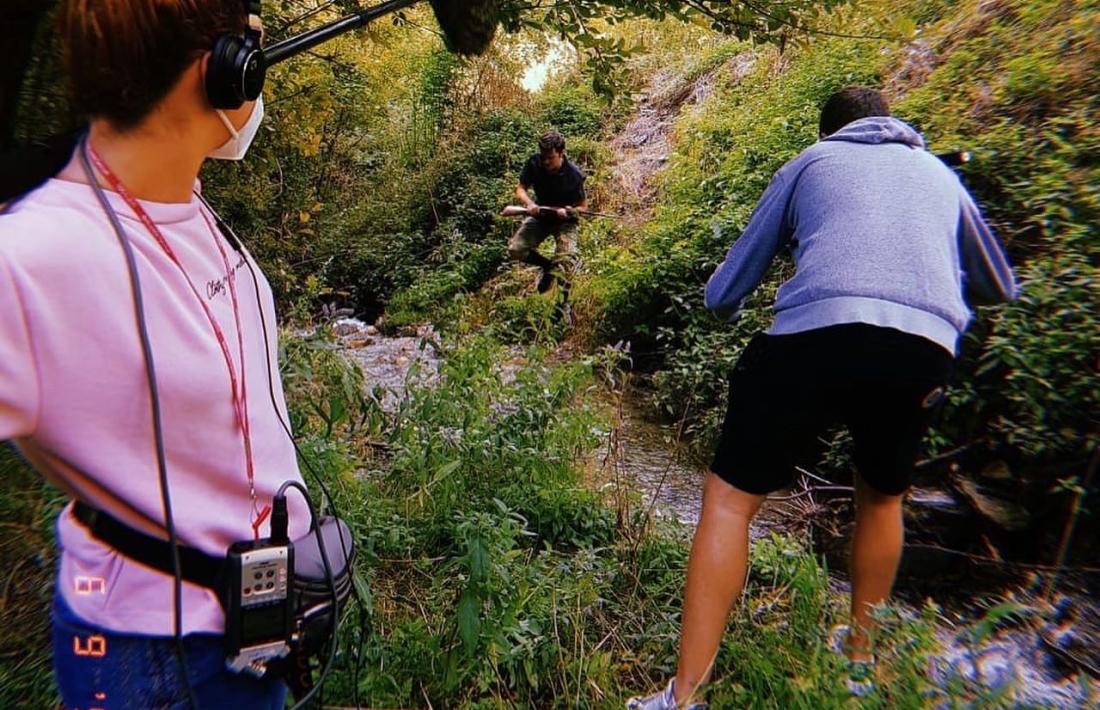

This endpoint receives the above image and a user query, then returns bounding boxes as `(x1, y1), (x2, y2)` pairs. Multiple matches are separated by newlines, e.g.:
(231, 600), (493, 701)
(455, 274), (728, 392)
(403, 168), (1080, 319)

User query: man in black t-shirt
(508, 130), (587, 297)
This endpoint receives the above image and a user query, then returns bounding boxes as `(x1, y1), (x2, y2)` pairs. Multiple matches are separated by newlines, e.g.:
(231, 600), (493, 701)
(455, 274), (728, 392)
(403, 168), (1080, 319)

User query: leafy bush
(576, 0), (1098, 535)
(576, 24), (882, 431)
(539, 82), (607, 138)
(275, 331), (951, 708)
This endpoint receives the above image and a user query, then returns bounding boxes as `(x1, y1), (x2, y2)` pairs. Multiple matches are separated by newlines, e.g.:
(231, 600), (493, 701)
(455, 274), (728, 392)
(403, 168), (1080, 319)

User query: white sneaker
(625, 678), (707, 709)
(827, 624), (876, 697)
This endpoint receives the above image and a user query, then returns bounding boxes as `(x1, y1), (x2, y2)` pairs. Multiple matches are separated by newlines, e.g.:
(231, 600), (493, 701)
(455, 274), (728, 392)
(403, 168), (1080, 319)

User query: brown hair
(819, 87), (890, 137)
(538, 130), (565, 156)
(59, 0), (246, 130)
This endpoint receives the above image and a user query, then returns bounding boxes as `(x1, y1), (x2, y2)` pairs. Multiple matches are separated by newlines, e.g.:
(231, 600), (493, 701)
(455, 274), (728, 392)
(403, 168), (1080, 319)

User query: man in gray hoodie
(627, 87), (1017, 709)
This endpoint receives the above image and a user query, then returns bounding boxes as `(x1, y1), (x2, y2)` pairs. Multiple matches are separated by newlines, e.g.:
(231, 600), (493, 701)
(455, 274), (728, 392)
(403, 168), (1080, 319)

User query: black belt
(72, 501), (225, 593)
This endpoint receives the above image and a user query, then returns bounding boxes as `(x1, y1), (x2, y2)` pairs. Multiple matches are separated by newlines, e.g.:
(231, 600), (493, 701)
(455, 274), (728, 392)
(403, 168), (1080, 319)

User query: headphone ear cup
(239, 42), (267, 103)
(206, 35), (244, 110)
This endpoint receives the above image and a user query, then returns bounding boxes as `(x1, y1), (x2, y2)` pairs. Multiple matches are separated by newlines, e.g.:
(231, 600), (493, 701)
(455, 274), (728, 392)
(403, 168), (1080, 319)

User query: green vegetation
(0, 446), (65, 708)
(269, 332), (956, 707)
(2, 0), (1097, 706)
(0, 329), (1085, 706)
(571, 0), (1099, 531)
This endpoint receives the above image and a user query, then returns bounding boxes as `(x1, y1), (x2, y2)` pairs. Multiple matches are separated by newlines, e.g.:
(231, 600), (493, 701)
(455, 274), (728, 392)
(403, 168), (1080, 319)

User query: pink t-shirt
(0, 165), (310, 636)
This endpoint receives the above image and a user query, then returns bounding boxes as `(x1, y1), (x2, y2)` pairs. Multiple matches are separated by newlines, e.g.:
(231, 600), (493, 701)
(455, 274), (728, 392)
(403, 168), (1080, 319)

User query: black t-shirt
(519, 154), (586, 212)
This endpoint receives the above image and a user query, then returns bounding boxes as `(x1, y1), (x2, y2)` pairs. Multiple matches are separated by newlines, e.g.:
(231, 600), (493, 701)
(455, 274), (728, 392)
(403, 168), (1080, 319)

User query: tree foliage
(2, 0), (847, 150)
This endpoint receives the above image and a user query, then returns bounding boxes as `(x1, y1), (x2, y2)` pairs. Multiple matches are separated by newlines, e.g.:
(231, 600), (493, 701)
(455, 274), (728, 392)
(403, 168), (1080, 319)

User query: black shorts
(711, 323), (955, 496)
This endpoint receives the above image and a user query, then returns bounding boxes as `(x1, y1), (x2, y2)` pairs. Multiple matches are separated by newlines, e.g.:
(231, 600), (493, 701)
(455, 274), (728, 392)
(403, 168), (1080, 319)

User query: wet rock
(333, 317), (369, 336)
(928, 608), (1100, 708)
(1040, 596), (1100, 680)
(909, 486), (966, 512)
(339, 328), (441, 411)
(321, 303), (356, 319)
(979, 459), (1012, 481)
(955, 478), (1030, 531)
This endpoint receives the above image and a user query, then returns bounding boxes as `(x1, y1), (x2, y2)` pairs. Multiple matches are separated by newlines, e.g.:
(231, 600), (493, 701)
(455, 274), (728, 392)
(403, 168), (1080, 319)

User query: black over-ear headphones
(206, 0), (267, 109)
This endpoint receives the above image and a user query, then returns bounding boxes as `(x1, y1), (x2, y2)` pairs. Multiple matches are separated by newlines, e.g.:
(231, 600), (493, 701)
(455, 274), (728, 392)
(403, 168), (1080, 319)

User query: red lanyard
(87, 146), (270, 538)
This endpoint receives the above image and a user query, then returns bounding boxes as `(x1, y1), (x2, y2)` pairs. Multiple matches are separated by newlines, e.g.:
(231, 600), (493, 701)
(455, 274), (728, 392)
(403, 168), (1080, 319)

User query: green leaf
(352, 571), (373, 607)
(468, 535), (489, 583)
(328, 393), (346, 426)
(437, 459), (463, 479)
(456, 589), (480, 653)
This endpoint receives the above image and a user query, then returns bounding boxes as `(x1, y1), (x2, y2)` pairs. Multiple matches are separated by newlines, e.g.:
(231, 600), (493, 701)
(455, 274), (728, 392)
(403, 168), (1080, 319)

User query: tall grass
(1, 326), (1078, 706)
(281, 331), (952, 708)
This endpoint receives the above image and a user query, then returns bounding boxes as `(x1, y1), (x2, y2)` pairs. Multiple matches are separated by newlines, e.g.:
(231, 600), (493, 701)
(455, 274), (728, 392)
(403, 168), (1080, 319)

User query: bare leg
(848, 475), (905, 661)
(673, 473), (765, 704)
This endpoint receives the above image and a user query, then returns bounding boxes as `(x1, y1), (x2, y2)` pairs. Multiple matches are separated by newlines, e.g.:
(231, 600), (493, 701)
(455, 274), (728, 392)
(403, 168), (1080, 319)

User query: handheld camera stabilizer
(500, 205), (617, 219)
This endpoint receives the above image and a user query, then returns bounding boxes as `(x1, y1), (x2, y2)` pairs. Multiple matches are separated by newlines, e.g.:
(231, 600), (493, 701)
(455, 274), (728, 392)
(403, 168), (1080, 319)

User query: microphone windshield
(428, 0), (500, 55)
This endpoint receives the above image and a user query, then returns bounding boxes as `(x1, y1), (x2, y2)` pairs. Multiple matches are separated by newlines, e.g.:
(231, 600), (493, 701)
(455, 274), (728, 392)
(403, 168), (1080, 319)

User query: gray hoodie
(704, 116), (1018, 354)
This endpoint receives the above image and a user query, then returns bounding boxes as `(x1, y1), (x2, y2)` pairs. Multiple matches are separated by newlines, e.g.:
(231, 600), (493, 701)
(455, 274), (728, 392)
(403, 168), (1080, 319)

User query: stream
(610, 395), (1098, 709)
(332, 319), (1098, 708)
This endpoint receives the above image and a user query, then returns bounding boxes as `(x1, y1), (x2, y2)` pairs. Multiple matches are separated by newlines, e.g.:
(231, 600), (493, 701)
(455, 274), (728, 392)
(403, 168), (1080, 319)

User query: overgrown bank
(1, 0), (1097, 706)
(565, 0), (1098, 569)
(0, 331), (954, 707)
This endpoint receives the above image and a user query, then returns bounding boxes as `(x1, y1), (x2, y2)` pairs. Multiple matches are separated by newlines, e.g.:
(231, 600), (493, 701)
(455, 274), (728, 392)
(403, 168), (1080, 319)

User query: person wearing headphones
(0, 1), (310, 706)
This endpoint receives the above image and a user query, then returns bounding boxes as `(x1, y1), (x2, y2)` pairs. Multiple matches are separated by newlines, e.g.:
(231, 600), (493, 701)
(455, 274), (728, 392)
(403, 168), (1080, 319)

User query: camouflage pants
(507, 217), (580, 281)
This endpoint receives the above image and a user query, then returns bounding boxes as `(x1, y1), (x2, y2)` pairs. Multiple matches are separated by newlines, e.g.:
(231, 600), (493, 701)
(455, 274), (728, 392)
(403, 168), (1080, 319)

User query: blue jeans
(51, 592), (287, 709)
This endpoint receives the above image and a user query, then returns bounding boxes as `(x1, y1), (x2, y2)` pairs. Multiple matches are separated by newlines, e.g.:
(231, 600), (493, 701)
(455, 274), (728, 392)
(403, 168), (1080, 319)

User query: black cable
(195, 195), (349, 551)
(246, 259), (345, 710)
(275, 479), (340, 710)
(79, 137), (200, 710)
(241, 243), (366, 709)
(197, 193), (365, 706)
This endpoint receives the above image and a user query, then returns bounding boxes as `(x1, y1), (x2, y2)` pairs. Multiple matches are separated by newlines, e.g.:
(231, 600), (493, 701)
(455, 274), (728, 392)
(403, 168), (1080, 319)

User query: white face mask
(210, 95), (264, 161)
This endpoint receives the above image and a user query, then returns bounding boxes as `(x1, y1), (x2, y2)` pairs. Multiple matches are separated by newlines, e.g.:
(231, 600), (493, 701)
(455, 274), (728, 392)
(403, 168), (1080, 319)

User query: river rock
(333, 317), (369, 336)
(954, 478), (1030, 531)
(979, 460), (1013, 481)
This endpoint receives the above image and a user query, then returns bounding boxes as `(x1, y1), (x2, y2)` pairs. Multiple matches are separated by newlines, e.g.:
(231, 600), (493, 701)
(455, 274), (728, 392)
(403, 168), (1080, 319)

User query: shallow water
(335, 320), (1098, 707)
(612, 397), (1099, 708)
(333, 318), (441, 411)
(609, 398), (788, 541)
(927, 622), (1097, 708)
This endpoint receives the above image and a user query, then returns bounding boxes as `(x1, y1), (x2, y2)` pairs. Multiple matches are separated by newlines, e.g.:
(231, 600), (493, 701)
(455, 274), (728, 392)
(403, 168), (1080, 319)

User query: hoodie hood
(822, 116), (925, 149)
